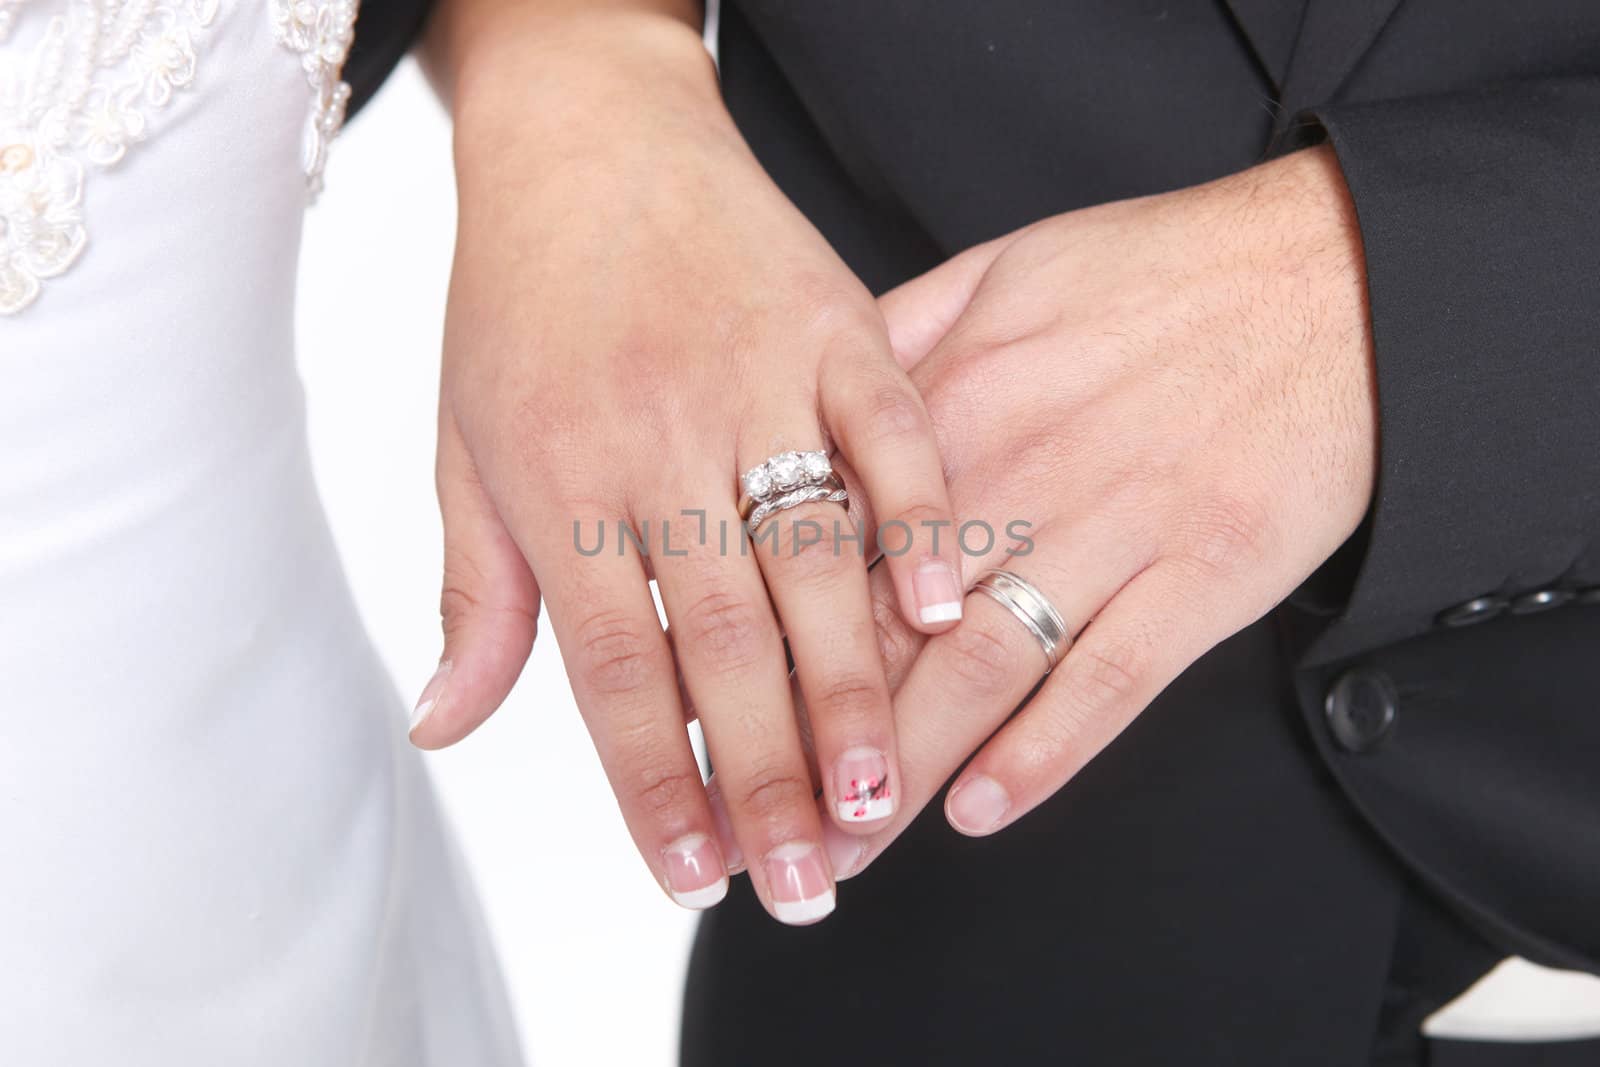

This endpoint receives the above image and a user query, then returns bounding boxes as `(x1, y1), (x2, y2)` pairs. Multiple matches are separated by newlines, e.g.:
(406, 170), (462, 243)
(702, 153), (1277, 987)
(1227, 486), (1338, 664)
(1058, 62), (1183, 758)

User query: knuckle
(917, 365), (967, 428)
(859, 384), (931, 446)
(941, 622), (1023, 698)
(629, 766), (704, 822)
(439, 556), (538, 643)
(872, 594), (920, 679)
(1174, 493), (1274, 576)
(571, 609), (662, 698)
(437, 567), (485, 638)
(733, 768), (815, 822)
(766, 514), (855, 582)
(796, 281), (880, 343)
(1012, 715), (1086, 781)
(916, 336), (1038, 454)
(677, 589), (772, 673)
(1066, 637), (1146, 714)
(884, 503), (952, 552)
(807, 674), (887, 729)
(934, 333), (1017, 397)
(1028, 640), (1148, 770)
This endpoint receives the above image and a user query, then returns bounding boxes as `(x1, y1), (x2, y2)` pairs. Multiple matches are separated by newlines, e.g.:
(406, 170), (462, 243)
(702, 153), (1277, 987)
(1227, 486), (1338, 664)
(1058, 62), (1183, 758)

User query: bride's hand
(806, 146), (1378, 879)
(410, 5), (961, 924)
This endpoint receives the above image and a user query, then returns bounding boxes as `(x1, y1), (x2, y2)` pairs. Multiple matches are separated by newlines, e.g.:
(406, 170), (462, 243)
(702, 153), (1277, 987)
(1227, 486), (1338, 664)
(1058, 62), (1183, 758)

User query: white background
(295, 59), (1600, 1064)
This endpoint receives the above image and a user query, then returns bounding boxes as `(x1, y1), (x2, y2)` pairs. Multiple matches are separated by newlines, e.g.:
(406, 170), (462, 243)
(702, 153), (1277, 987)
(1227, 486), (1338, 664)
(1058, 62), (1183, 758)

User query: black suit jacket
(345, 0), (432, 120)
(349, 1), (1600, 974)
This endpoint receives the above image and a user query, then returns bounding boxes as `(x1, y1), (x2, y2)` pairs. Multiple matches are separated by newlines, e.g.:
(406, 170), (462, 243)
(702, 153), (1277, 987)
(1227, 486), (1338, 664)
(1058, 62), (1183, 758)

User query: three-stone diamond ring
(738, 450), (850, 533)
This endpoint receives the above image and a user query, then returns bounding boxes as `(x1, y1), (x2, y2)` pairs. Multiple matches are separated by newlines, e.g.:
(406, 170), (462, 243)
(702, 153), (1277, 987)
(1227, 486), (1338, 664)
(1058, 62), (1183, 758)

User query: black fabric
(344, 0), (435, 120)
(684, 621), (1414, 1066)
(1287, 605), (1600, 975)
(725, 1), (1279, 279)
(1372, 882), (1506, 1065)
(1292, 78), (1600, 660)
(1431, 1037), (1600, 1067)
(1372, 886), (1599, 1067)
(1270, 0), (1404, 138)
(1219, 0), (1307, 91)
(690, 0), (1600, 1059)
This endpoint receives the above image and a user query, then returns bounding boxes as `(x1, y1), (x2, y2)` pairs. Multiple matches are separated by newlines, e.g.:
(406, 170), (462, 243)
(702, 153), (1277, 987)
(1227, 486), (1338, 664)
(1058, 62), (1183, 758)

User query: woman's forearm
(413, 0), (969, 929)
(420, 0), (706, 116)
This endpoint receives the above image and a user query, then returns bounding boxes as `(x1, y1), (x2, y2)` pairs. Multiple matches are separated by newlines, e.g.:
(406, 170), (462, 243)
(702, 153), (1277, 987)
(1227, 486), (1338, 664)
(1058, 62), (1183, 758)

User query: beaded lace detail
(0, 0), (357, 315)
(269, 0), (355, 198)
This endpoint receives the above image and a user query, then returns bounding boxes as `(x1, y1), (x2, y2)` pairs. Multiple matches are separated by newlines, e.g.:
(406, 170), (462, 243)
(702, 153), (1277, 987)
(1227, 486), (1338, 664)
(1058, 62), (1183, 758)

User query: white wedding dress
(0, 1), (522, 1063)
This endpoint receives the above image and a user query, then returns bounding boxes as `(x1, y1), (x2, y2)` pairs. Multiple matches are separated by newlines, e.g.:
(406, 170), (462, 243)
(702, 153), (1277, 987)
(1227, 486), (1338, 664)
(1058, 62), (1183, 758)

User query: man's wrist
(1271, 145), (1363, 270)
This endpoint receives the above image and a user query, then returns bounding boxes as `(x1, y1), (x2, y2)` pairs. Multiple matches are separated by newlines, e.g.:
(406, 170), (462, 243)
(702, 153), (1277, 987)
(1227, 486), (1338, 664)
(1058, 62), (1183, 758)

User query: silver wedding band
(738, 450), (849, 533)
(971, 569), (1073, 673)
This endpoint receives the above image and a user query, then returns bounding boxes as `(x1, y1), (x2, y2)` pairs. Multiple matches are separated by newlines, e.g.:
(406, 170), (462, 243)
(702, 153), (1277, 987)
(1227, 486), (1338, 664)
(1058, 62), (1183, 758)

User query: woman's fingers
(821, 350), (966, 635)
(945, 561), (1221, 836)
(528, 520), (732, 914)
(411, 408), (541, 749)
(651, 500), (837, 924)
(752, 502), (899, 831)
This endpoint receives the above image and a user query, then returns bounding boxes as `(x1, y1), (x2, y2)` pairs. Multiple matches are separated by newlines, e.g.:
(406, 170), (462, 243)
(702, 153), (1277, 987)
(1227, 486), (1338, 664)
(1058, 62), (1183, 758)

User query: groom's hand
(789, 146), (1379, 879)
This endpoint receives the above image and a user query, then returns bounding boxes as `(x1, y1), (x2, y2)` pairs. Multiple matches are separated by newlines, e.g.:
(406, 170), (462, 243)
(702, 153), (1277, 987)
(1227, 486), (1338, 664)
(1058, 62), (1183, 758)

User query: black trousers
(680, 618), (1595, 1065)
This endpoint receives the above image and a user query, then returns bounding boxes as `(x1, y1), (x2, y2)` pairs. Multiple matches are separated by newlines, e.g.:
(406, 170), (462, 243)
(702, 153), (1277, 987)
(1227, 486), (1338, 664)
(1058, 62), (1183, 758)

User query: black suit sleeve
(345, 0), (436, 120)
(1294, 77), (1600, 665)
(1280, 77), (1600, 971)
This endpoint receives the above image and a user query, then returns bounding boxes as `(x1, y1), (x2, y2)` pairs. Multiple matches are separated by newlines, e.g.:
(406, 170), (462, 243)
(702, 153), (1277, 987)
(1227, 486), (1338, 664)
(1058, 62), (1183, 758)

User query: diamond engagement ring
(738, 450), (849, 533)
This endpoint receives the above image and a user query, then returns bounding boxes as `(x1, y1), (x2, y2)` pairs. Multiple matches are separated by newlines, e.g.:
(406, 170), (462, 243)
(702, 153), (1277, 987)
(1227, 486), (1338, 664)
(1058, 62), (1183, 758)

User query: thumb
(877, 235), (1009, 371)
(409, 405), (541, 749)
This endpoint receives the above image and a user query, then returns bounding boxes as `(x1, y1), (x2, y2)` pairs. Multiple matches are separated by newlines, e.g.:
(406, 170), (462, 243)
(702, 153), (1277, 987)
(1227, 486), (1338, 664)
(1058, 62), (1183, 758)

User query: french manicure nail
(764, 842), (835, 925)
(915, 559), (963, 625)
(662, 834), (729, 910)
(835, 746), (894, 823)
(707, 784), (745, 874)
(410, 659), (452, 733)
(947, 774), (1010, 835)
(822, 820), (865, 881)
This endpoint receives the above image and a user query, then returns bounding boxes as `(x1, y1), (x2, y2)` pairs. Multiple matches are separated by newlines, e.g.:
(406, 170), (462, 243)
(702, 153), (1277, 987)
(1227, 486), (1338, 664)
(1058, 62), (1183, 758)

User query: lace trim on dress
(0, 0), (358, 316)
(0, 0), (27, 41)
(269, 0), (355, 199)
(0, 0), (220, 314)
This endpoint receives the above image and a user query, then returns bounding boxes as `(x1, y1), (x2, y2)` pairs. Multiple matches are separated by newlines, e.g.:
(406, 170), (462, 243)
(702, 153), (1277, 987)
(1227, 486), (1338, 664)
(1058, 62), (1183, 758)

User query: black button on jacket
(346, 0), (1600, 976)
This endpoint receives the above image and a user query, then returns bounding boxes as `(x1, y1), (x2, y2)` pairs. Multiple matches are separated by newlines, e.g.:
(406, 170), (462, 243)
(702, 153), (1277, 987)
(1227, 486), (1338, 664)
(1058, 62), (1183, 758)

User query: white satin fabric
(0, 2), (522, 1063)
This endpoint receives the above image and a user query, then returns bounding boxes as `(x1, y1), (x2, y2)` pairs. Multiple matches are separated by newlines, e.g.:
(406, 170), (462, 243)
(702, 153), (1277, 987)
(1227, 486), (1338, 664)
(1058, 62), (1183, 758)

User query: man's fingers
(411, 409), (540, 749)
(945, 561), (1219, 836)
(877, 236), (1009, 371)
(820, 519), (1149, 879)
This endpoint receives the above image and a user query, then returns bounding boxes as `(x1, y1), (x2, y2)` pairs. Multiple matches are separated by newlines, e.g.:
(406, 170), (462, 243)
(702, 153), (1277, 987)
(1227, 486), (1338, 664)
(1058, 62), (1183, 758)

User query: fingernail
(947, 774), (1010, 835)
(834, 746), (894, 823)
(662, 833), (729, 910)
(410, 659), (452, 733)
(914, 559), (963, 625)
(707, 783), (744, 874)
(764, 842), (835, 925)
(822, 820), (865, 881)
